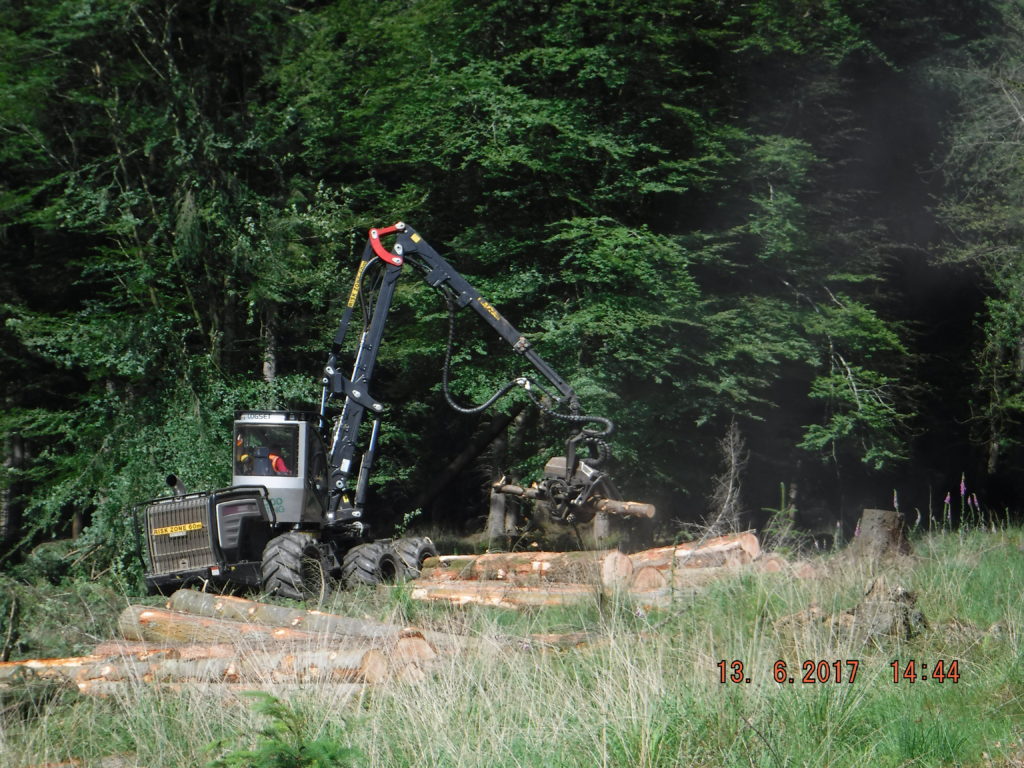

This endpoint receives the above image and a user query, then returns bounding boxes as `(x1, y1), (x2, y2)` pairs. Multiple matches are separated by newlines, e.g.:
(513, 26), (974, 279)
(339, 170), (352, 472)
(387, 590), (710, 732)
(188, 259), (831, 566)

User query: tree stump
(846, 508), (911, 559)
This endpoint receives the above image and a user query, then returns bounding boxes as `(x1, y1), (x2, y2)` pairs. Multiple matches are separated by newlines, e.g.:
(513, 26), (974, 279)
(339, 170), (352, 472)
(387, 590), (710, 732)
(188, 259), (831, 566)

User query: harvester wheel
(392, 536), (438, 578)
(261, 531), (328, 603)
(341, 541), (404, 588)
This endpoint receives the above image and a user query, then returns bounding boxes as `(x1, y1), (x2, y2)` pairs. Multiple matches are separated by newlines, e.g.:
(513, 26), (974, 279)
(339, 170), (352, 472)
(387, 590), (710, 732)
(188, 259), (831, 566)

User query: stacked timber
(408, 531), (767, 609)
(0, 532), (815, 699)
(0, 590), (450, 699)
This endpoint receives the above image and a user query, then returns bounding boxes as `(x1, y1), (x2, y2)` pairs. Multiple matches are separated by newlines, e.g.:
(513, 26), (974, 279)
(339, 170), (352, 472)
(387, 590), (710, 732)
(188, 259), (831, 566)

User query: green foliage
(935, 3), (1024, 481)
(0, 0), (997, 575)
(208, 692), (362, 768)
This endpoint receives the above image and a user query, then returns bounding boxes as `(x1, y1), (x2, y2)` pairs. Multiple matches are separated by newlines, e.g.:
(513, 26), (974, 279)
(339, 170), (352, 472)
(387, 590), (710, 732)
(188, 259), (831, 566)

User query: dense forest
(2, 0), (1024, 580)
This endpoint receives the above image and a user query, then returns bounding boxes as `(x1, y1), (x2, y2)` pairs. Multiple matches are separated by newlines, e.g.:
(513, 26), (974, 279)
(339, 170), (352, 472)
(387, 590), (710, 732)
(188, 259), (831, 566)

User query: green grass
(2, 528), (1023, 767)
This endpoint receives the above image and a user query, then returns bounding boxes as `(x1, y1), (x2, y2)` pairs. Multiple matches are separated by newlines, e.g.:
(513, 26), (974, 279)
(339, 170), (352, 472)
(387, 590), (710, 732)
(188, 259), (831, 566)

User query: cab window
(234, 425), (299, 477)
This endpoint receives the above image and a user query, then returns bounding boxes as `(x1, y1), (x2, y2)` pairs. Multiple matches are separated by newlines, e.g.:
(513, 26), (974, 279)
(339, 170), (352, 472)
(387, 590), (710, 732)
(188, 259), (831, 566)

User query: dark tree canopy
(0, 0), (1017, 580)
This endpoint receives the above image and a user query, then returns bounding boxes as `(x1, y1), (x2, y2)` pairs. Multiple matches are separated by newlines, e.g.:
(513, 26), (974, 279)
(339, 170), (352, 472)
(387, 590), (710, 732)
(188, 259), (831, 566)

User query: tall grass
(2, 528), (1022, 767)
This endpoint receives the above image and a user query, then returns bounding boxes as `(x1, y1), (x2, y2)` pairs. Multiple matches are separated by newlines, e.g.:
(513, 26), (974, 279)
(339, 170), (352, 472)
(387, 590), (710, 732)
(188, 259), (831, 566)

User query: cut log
(2, 646), (389, 686)
(419, 555), (477, 577)
(91, 641), (237, 661)
(521, 632), (597, 650)
(752, 554), (787, 573)
(628, 531), (761, 570)
(846, 509), (911, 559)
(118, 605), (317, 645)
(0, 656), (106, 683)
(630, 566), (668, 592)
(409, 581), (603, 608)
(670, 566), (754, 592)
(408, 580), (673, 610)
(601, 550), (634, 587)
(165, 590), (469, 653)
(416, 549), (635, 586)
(392, 634), (437, 665)
(167, 590), (398, 640)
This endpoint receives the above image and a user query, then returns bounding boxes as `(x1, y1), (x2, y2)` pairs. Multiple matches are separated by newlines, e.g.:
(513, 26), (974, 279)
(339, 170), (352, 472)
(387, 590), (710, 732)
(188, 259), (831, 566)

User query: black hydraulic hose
(440, 295), (615, 465)
(441, 297), (522, 414)
(520, 385), (614, 466)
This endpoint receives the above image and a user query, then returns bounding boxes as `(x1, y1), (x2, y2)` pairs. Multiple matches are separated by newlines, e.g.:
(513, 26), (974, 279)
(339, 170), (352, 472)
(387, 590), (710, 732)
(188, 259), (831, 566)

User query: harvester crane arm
(319, 223), (650, 530)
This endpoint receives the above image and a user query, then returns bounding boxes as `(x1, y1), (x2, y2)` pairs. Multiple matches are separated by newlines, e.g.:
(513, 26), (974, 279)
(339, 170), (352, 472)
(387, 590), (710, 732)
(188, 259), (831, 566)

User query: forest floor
(0, 526), (1022, 768)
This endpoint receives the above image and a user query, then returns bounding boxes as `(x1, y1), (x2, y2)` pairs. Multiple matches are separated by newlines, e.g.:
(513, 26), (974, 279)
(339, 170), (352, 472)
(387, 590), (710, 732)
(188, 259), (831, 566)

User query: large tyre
(341, 541), (404, 588)
(392, 536), (438, 579)
(261, 531), (328, 603)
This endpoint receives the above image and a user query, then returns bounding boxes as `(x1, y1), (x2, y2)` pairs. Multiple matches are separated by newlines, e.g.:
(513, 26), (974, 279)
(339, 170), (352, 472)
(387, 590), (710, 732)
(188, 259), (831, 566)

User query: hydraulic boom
(318, 223), (653, 531)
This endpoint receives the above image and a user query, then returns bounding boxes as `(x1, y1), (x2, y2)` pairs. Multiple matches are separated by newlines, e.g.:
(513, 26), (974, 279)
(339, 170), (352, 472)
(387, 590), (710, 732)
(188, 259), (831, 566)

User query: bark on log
(408, 580), (673, 610)
(165, 589), (469, 653)
(1, 647), (389, 685)
(118, 605), (317, 645)
(0, 655), (106, 683)
(91, 641), (237, 660)
(846, 509), (911, 559)
(417, 549), (634, 586)
(409, 581), (604, 608)
(628, 531), (761, 570)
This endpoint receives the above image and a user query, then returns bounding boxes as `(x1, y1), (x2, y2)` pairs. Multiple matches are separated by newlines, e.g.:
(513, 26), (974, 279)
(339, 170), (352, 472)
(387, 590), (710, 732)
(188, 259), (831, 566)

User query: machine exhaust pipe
(166, 474), (188, 497)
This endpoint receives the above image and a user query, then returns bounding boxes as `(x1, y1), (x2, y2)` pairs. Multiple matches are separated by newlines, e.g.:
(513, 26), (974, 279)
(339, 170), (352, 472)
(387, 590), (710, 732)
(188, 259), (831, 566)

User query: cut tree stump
(846, 509), (911, 559)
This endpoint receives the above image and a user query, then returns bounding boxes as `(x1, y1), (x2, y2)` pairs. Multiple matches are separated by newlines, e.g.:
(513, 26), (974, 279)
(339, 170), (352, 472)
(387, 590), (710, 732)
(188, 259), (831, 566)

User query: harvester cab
(137, 223), (654, 600)
(231, 411), (329, 525)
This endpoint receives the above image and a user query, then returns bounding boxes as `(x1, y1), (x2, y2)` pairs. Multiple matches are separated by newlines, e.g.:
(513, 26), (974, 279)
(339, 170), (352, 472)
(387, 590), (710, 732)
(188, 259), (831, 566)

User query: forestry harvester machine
(138, 223), (655, 599)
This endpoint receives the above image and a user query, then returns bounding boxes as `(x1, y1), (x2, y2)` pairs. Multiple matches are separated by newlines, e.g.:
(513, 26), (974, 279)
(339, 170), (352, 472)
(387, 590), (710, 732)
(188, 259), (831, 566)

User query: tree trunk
(409, 403), (526, 516)
(486, 425), (509, 547)
(1, 432), (26, 545)
(262, 301), (278, 383)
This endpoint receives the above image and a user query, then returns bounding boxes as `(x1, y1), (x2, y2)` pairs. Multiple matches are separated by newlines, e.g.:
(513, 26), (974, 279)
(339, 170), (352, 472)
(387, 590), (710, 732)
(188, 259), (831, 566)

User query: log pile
(0, 531), (814, 699)
(0, 590), (451, 699)
(408, 531), (774, 609)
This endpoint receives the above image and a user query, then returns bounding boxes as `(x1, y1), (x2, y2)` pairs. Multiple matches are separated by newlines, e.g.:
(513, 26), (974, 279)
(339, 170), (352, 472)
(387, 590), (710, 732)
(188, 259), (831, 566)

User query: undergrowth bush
(207, 692), (362, 768)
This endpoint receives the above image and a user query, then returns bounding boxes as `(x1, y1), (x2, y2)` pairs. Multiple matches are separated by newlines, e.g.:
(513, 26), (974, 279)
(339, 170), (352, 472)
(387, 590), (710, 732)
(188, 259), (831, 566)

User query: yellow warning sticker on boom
(152, 521), (204, 536)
